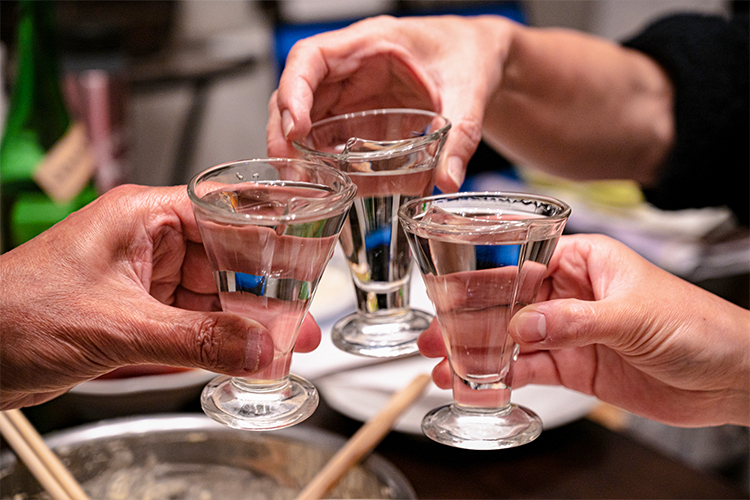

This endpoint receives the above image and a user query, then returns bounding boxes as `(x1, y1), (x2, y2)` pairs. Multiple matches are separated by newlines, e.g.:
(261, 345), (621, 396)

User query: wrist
(726, 389), (750, 427)
(732, 320), (750, 426)
(715, 302), (750, 426)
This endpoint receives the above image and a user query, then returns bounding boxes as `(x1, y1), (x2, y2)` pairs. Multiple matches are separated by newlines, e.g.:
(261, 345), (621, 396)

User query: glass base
(331, 309), (432, 358)
(421, 403), (542, 450)
(201, 374), (318, 431)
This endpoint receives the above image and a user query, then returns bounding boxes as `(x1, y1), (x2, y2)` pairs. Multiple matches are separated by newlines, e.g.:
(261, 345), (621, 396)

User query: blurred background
(1, 0), (747, 496)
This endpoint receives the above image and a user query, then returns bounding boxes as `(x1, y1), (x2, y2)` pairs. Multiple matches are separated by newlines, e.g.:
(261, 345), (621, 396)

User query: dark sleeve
(622, 13), (749, 227)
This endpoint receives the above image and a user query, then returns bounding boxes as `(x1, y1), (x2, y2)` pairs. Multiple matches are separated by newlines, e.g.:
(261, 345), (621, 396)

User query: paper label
(33, 123), (96, 203)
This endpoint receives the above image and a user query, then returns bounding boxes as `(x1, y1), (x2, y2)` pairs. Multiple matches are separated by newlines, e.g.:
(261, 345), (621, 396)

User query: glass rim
(292, 108), (451, 161)
(187, 158), (357, 224)
(398, 191), (572, 233)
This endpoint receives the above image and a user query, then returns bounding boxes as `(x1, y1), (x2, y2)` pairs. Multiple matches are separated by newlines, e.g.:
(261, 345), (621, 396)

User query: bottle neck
(1, 0), (71, 182)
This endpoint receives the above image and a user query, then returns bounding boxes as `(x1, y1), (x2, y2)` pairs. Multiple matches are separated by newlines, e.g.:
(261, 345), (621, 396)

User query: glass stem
(231, 376), (292, 394)
(354, 276), (412, 316)
(451, 371), (512, 412)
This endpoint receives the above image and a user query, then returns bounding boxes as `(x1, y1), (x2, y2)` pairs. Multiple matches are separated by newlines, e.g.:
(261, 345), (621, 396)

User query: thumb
(127, 304), (275, 376)
(510, 299), (635, 350)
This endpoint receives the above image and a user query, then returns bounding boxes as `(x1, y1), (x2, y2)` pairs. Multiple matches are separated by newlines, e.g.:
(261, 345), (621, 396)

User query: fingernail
(447, 156), (464, 189)
(514, 311), (547, 342)
(282, 110), (294, 138)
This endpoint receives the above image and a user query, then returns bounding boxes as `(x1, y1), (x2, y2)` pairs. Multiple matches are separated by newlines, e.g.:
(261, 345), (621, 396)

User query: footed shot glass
(188, 159), (356, 430)
(295, 108), (450, 358)
(399, 192), (570, 449)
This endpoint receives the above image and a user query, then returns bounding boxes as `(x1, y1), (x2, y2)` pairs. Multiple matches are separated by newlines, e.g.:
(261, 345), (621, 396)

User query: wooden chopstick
(0, 409), (90, 500)
(295, 373), (432, 500)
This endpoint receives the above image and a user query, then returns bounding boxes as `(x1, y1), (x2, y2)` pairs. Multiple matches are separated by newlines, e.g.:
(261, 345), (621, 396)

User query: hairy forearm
(482, 21), (675, 185)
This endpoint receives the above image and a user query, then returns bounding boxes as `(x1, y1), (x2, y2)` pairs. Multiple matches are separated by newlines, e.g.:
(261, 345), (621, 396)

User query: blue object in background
(476, 244), (521, 268)
(364, 226), (392, 249)
(234, 271), (266, 295)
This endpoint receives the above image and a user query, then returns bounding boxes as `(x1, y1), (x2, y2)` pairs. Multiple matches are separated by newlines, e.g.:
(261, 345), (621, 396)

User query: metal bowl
(0, 414), (415, 500)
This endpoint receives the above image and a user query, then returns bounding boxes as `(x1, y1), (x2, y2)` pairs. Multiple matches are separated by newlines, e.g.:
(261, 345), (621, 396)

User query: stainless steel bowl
(0, 414), (415, 500)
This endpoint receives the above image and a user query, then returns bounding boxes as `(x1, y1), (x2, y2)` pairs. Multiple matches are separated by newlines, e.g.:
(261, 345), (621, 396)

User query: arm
(483, 23), (674, 185)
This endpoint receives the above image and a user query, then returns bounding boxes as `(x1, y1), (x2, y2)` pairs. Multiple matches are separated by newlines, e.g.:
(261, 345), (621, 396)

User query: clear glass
(188, 159), (356, 430)
(294, 109), (450, 358)
(399, 192), (571, 449)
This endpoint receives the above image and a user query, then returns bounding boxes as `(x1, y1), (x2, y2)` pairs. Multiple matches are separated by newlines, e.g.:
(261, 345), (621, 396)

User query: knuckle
(552, 301), (596, 344)
(103, 184), (145, 202)
(356, 14), (396, 30)
(194, 317), (222, 368)
(453, 120), (483, 151)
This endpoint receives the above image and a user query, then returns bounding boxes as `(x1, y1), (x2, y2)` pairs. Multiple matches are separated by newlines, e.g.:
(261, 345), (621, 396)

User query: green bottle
(0, 0), (98, 253)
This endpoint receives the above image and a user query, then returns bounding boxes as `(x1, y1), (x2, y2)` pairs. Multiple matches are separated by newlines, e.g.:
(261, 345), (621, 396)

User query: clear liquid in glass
(200, 184), (341, 385)
(338, 166), (434, 315)
(411, 209), (559, 409)
(294, 108), (450, 358)
(194, 178), (350, 430)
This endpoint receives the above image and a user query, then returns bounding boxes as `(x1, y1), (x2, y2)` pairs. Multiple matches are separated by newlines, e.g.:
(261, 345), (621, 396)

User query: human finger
(275, 16), (436, 142)
(431, 358), (452, 389)
(416, 319), (451, 389)
(293, 313), (322, 353)
(267, 90), (301, 159)
(510, 297), (646, 352)
(178, 241), (217, 295)
(427, 17), (507, 193)
(511, 346), (600, 392)
(273, 28), (340, 142)
(417, 319), (446, 358)
(435, 101), (485, 193)
(171, 286), (221, 312)
(111, 296), (275, 377)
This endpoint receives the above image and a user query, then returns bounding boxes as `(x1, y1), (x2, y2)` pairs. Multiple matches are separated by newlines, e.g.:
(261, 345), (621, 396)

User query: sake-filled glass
(294, 109), (450, 358)
(188, 159), (356, 430)
(399, 192), (571, 449)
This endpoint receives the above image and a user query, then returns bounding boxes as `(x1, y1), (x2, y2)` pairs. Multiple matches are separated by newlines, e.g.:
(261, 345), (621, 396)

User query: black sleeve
(622, 13), (749, 227)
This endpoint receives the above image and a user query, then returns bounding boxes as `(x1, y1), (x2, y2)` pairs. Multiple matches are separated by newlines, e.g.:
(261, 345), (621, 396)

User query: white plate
(69, 369), (215, 396)
(64, 369), (217, 419)
(316, 356), (599, 434)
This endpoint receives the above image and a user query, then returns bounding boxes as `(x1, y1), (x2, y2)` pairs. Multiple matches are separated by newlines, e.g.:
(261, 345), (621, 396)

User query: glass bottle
(0, 0), (97, 252)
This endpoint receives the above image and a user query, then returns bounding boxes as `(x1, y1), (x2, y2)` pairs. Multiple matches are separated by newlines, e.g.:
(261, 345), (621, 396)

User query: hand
(418, 234), (750, 427)
(0, 185), (322, 410)
(269, 14), (674, 188)
(267, 14), (515, 192)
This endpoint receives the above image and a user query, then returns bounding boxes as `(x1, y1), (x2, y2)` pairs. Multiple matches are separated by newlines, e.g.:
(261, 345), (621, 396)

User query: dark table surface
(12, 392), (748, 500)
